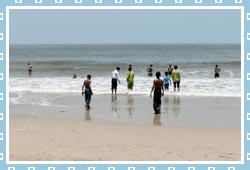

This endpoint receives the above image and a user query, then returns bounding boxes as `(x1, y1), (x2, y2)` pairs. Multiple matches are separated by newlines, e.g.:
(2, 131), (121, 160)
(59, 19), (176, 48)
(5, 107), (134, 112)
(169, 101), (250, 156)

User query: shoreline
(10, 93), (241, 128)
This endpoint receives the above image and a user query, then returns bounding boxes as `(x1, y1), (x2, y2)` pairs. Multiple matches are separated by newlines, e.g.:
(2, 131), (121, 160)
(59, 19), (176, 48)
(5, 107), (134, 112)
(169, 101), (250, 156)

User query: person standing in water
(146, 64), (153, 77)
(111, 67), (120, 95)
(128, 64), (132, 70)
(167, 64), (173, 77)
(172, 65), (181, 92)
(163, 71), (172, 91)
(126, 67), (134, 91)
(214, 64), (221, 78)
(82, 74), (93, 110)
(27, 63), (32, 75)
(150, 71), (164, 114)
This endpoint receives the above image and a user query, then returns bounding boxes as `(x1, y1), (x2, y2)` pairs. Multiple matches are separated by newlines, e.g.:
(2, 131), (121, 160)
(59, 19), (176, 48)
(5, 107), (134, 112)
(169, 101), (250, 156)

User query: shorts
(215, 73), (219, 78)
(164, 83), (169, 90)
(173, 81), (180, 88)
(111, 78), (118, 89)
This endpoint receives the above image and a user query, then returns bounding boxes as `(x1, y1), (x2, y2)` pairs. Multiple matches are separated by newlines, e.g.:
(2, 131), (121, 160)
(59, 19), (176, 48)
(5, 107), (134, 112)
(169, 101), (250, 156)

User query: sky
(9, 9), (241, 44)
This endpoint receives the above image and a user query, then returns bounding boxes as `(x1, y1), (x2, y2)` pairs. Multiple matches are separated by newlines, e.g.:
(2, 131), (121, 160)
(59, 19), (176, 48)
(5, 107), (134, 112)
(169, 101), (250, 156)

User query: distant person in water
(27, 63), (32, 72)
(214, 64), (221, 78)
(126, 67), (134, 90)
(72, 74), (77, 78)
(147, 64), (153, 76)
(172, 65), (181, 92)
(111, 67), (120, 95)
(82, 74), (93, 110)
(150, 71), (164, 114)
(128, 64), (132, 70)
(167, 64), (173, 77)
(163, 72), (172, 91)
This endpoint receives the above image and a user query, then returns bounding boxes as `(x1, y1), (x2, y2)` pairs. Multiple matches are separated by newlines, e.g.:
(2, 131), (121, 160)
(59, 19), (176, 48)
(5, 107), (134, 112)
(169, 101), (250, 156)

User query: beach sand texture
(9, 95), (241, 161)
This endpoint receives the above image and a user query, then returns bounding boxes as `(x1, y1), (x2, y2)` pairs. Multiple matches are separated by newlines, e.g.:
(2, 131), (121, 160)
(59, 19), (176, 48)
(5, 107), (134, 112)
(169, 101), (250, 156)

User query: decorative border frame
(0, 0), (249, 169)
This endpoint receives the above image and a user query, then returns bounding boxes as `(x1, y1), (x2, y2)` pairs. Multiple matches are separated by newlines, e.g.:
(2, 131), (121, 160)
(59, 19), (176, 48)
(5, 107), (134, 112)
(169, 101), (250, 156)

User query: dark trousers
(173, 81), (180, 88)
(85, 89), (91, 109)
(111, 78), (118, 89)
(153, 90), (162, 113)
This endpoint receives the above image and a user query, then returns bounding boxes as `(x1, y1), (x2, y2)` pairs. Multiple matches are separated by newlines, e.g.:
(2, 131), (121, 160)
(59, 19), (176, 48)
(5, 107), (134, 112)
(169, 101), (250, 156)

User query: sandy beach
(9, 94), (241, 161)
(9, 116), (240, 161)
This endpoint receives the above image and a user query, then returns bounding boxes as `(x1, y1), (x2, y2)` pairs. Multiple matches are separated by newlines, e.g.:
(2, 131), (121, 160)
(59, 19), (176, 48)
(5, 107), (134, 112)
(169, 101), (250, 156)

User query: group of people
(27, 62), (220, 113)
(146, 64), (220, 114)
(147, 64), (181, 92)
(110, 65), (135, 95)
(81, 63), (221, 113)
(81, 64), (181, 113)
(148, 64), (181, 114)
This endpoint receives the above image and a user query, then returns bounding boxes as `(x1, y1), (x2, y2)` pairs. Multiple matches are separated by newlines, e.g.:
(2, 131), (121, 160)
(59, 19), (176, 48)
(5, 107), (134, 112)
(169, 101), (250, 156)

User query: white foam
(9, 76), (241, 97)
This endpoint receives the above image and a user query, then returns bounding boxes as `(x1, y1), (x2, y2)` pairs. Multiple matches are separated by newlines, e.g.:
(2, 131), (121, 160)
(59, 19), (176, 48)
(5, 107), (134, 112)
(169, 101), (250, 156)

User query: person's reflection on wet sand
(127, 94), (134, 115)
(153, 114), (161, 126)
(163, 95), (170, 114)
(84, 109), (91, 121)
(172, 95), (180, 116)
(112, 95), (120, 119)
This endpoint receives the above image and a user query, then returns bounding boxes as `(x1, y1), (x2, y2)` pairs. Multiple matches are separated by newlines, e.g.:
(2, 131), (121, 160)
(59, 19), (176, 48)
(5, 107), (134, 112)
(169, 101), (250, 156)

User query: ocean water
(9, 44), (241, 97)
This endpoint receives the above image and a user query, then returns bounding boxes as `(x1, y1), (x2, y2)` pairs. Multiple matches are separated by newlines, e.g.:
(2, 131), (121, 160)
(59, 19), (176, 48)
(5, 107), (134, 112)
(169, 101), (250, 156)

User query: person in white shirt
(111, 67), (120, 95)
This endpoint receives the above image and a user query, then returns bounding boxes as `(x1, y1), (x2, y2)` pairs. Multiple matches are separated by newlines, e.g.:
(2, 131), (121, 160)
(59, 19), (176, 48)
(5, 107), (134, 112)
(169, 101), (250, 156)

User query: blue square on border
(0, 113), (3, 121)
(0, 133), (3, 140)
(67, 167), (75, 170)
(7, 167), (15, 170)
(115, 0), (123, 3)
(208, 167), (215, 170)
(247, 113), (250, 120)
(0, 33), (3, 41)
(28, 167), (36, 170)
(75, 0), (83, 3)
(175, 0), (182, 3)
(0, 93), (3, 101)
(0, 73), (3, 80)
(235, 0), (242, 3)
(35, 0), (43, 3)
(155, 0), (162, 4)
(48, 167), (55, 170)
(247, 33), (250, 40)
(55, 0), (62, 4)
(0, 13), (3, 21)
(14, 0), (22, 3)
(108, 167), (116, 170)
(135, 0), (142, 4)
(195, 0), (202, 3)
(215, 0), (222, 3)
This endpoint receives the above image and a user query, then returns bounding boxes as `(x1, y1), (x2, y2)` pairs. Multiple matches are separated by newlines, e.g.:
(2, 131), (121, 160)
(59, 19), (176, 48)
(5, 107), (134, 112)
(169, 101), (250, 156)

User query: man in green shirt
(126, 67), (134, 90)
(172, 65), (181, 92)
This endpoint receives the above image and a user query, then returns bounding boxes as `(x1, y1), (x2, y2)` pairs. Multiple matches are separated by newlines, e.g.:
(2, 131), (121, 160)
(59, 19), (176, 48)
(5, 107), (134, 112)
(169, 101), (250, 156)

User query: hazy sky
(9, 9), (241, 44)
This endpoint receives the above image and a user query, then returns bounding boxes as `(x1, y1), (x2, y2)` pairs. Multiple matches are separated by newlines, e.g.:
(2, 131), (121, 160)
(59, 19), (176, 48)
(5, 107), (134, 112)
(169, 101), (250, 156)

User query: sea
(9, 43), (241, 97)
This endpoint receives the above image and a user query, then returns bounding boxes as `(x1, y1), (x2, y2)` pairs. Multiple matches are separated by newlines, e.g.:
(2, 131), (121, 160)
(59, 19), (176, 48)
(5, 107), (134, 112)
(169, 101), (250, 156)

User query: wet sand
(9, 93), (241, 128)
(9, 94), (241, 161)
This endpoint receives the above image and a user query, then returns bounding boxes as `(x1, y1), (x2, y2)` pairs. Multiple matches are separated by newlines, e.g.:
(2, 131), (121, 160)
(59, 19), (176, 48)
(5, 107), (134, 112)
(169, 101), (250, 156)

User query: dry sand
(9, 115), (240, 161)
